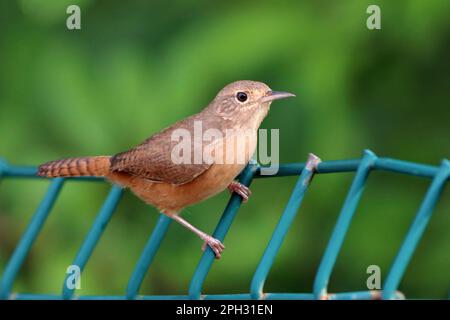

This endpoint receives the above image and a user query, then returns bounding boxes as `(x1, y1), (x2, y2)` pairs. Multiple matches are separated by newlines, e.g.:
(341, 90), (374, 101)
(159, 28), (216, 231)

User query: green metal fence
(0, 149), (448, 300)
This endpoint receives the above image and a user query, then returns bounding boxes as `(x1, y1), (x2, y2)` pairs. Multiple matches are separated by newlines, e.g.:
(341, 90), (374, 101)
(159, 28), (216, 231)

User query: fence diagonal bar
(382, 159), (450, 299)
(188, 163), (256, 299)
(0, 178), (65, 299)
(126, 214), (172, 299)
(250, 154), (321, 299)
(313, 150), (377, 299)
(62, 185), (123, 299)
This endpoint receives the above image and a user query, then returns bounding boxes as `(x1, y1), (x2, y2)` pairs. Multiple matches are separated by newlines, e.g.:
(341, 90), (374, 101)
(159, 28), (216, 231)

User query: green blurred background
(0, 0), (448, 299)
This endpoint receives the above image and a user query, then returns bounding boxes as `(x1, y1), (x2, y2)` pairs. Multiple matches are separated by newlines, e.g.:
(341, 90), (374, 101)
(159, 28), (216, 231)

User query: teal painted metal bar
(0, 158), (8, 177)
(13, 293), (64, 300)
(2, 158), (438, 181)
(264, 293), (314, 300)
(0, 178), (65, 299)
(250, 154), (320, 299)
(139, 295), (190, 300)
(12, 291), (399, 300)
(374, 158), (438, 178)
(327, 290), (405, 300)
(327, 291), (379, 300)
(203, 294), (252, 300)
(188, 164), (256, 299)
(62, 185), (123, 299)
(255, 158), (438, 179)
(313, 150), (378, 299)
(0, 151), (448, 300)
(126, 214), (172, 299)
(382, 159), (450, 299)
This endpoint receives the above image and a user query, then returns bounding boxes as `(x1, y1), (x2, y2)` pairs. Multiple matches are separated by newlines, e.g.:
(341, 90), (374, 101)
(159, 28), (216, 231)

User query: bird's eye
(236, 92), (248, 103)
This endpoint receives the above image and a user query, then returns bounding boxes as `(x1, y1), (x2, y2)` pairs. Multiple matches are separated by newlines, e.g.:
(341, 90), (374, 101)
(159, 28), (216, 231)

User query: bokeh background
(0, 0), (448, 299)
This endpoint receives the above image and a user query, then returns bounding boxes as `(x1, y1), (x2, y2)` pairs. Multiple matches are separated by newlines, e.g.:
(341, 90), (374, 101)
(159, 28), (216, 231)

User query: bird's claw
(228, 181), (252, 202)
(201, 235), (225, 259)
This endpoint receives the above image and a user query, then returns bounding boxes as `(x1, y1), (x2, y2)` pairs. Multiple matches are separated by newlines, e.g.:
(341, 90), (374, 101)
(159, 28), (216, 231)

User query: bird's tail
(37, 156), (111, 177)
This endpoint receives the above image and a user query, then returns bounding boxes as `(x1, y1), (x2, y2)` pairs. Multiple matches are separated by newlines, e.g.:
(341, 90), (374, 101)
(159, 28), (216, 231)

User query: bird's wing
(110, 115), (214, 185)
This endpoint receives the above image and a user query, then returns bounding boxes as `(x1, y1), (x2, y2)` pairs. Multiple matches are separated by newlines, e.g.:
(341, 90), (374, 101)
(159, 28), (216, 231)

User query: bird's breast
(110, 129), (258, 215)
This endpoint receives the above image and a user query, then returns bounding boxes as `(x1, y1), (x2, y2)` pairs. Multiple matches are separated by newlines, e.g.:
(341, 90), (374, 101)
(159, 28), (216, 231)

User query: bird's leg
(227, 181), (252, 202)
(170, 214), (225, 259)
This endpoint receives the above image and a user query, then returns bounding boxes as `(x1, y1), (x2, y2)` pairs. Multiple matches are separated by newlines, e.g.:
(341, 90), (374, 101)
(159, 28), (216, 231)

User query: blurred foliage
(0, 0), (449, 298)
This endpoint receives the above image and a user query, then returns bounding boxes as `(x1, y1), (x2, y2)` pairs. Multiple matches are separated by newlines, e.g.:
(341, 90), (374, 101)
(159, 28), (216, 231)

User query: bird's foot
(228, 181), (252, 202)
(201, 235), (225, 259)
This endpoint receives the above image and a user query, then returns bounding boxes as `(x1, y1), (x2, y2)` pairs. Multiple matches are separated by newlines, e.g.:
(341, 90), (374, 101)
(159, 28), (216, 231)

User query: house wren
(37, 80), (295, 258)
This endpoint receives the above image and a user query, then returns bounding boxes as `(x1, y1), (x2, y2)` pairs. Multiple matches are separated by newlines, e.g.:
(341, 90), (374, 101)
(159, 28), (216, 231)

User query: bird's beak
(261, 90), (296, 103)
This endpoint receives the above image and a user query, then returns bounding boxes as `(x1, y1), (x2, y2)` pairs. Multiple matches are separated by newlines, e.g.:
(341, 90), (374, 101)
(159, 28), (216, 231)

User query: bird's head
(210, 80), (295, 126)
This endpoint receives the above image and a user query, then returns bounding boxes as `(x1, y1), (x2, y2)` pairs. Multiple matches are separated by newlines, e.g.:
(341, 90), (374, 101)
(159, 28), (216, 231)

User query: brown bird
(37, 80), (295, 258)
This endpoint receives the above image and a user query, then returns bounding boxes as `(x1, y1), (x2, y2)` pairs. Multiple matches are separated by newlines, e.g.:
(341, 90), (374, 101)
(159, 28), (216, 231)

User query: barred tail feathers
(37, 156), (111, 177)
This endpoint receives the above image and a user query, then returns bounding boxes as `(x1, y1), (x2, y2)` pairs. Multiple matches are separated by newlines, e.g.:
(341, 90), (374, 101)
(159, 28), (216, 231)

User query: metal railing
(0, 149), (448, 300)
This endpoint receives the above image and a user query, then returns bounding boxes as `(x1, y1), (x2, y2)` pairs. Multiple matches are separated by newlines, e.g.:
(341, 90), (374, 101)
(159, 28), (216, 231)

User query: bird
(37, 80), (295, 259)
